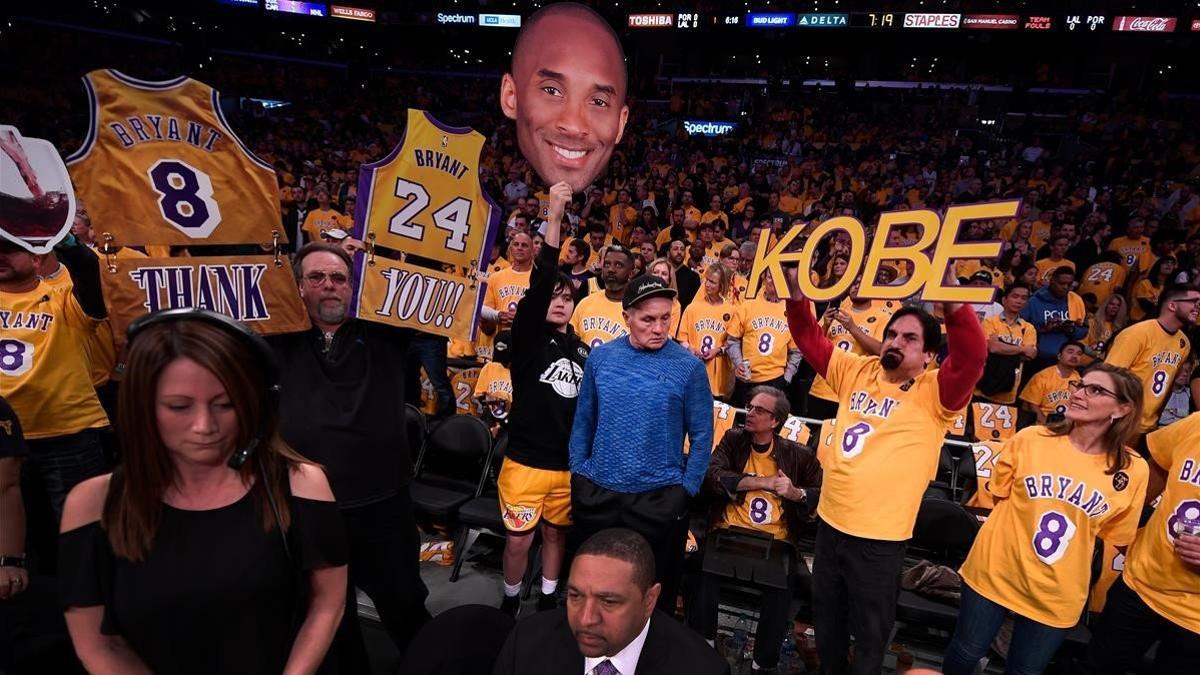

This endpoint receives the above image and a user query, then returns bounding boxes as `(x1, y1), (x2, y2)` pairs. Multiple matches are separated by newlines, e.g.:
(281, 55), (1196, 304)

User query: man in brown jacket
(688, 385), (822, 671)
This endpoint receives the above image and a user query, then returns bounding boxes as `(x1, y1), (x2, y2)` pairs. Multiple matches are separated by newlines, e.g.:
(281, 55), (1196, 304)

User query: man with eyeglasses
(1105, 284), (1199, 443)
(689, 386), (822, 672)
(271, 242), (430, 669)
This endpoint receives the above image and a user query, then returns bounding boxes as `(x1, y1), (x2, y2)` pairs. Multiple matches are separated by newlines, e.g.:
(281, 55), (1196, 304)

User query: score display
(850, 13), (899, 29)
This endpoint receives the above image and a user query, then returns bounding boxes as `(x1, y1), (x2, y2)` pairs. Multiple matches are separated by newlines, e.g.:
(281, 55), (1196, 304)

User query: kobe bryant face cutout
(500, 7), (629, 194)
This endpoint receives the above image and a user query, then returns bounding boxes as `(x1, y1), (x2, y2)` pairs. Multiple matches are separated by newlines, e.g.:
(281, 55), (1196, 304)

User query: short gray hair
(748, 385), (790, 422)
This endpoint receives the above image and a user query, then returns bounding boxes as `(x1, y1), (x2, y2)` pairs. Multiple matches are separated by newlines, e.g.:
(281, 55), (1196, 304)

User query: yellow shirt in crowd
(959, 427), (1147, 628)
(1125, 415), (1200, 633)
(727, 296), (795, 382)
(1105, 319), (1191, 433)
(818, 348), (962, 541)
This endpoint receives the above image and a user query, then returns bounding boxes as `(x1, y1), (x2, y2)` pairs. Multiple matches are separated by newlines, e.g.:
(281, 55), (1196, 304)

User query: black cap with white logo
(622, 274), (678, 310)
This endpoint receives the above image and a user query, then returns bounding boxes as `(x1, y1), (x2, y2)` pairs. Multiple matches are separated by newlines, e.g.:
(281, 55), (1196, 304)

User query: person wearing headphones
(58, 311), (348, 674)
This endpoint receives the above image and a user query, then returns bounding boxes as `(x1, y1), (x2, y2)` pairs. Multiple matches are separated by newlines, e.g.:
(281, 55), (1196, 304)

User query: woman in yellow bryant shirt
(943, 364), (1148, 675)
(1087, 410), (1200, 673)
(678, 266), (735, 398)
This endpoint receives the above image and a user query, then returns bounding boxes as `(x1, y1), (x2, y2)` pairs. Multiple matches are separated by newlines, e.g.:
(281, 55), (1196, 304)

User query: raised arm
(511, 183), (571, 345)
(783, 268), (833, 377)
(937, 303), (988, 411)
(56, 236), (108, 319)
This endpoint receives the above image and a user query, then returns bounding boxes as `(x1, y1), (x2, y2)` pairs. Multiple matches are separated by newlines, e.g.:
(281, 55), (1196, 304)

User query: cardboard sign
(65, 69), (284, 247)
(102, 255), (310, 350)
(0, 125), (76, 254)
(351, 254), (482, 341)
(350, 109), (498, 340)
(747, 200), (1019, 304)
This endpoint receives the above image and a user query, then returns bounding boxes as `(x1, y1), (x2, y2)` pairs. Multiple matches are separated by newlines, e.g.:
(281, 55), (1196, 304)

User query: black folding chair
(410, 415), (494, 523)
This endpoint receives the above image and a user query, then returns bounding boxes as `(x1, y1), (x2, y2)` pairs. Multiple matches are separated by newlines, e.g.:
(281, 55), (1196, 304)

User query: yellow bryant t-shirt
(484, 267), (531, 316)
(1105, 319), (1191, 432)
(809, 299), (892, 403)
(1124, 414), (1200, 633)
(0, 281), (109, 438)
(1019, 366), (1078, 418)
(959, 427), (1148, 627)
(720, 445), (789, 541)
(678, 298), (735, 397)
(570, 293), (629, 349)
(819, 348), (961, 540)
(728, 296), (795, 382)
(473, 361), (512, 402)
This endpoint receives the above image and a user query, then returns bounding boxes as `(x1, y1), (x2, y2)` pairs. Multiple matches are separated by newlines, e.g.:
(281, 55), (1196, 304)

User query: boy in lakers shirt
(1105, 284), (1198, 437)
(728, 272), (801, 408)
(1089, 409), (1200, 673)
(944, 365), (1148, 675)
(784, 266), (986, 675)
(690, 386), (821, 672)
(0, 237), (109, 549)
(569, 245), (634, 348)
(496, 184), (588, 616)
(1019, 341), (1083, 424)
(482, 232), (534, 332)
(805, 274), (892, 421)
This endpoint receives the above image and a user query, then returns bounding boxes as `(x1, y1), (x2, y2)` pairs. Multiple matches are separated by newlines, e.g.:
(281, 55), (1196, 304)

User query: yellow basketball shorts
(496, 458), (572, 533)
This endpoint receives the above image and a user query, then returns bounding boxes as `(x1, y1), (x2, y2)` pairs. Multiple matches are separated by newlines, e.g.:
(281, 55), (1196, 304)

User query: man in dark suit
(494, 528), (727, 675)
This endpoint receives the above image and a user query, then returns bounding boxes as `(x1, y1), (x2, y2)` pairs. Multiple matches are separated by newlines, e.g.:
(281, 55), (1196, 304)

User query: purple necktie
(593, 659), (619, 675)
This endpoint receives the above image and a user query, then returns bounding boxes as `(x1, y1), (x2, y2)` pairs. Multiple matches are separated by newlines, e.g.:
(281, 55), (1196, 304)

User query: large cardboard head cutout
(500, 3), (629, 193)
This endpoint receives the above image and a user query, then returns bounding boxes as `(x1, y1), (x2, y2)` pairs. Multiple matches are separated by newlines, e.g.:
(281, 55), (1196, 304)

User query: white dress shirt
(583, 615), (653, 675)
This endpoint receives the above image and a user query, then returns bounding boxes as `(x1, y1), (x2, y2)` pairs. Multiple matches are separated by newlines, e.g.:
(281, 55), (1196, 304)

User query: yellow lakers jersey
(0, 281), (109, 438)
(41, 267), (117, 387)
(356, 108), (499, 271)
(677, 298), (735, 397)
(728, 296), (795, 381)
(809, 299), (892, 403)
(959, 427), (1147, 628)
(571, 292), (629, 349)
(1105, 319), (1192, 432)
(474, 361), (513, 402)
(1126, 414), (1200, 633)
(67, 69), (282, 246)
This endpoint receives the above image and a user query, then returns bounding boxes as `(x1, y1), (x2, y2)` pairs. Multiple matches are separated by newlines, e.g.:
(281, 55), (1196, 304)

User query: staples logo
(1113, 16), (1177, 33)
(903, 13), (961, 29)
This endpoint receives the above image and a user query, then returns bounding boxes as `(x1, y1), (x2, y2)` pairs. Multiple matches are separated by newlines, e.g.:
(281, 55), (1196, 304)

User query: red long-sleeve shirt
(785, 298), (985, 411)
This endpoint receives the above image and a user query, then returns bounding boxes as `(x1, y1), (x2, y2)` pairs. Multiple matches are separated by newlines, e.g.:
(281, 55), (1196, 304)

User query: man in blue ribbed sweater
(569, 274), (714, 614)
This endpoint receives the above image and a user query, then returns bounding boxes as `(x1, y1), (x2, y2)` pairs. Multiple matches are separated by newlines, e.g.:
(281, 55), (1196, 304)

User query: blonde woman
(1084, 294), (1128, 361)
(679, 265), (736, 398)
(647, 257), (683, 338)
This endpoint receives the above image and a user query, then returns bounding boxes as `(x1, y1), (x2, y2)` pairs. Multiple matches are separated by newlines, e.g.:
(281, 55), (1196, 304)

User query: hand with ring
(0, 565), (29, 600)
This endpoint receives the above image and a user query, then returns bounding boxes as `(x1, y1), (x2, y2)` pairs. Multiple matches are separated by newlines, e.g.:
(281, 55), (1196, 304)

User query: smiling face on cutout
(500, 6), (629, 193)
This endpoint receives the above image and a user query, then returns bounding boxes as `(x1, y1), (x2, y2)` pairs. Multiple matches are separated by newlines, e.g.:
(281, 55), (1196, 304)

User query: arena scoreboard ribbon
(350, 108), (500, 340)
(101, 255), (310, 350)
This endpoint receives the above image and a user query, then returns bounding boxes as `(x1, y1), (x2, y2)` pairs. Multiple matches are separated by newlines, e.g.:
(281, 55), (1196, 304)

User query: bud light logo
(684, 120), (736, 137)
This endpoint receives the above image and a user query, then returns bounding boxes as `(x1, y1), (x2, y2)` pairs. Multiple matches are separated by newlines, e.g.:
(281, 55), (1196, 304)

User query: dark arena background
(1, 1), (1199, 674)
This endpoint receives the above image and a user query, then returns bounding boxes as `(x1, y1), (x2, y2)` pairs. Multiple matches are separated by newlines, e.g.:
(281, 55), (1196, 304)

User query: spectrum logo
(684, 120), (737, 137)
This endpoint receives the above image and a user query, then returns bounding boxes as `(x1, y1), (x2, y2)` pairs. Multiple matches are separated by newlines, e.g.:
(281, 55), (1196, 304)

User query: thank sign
(747, 200), (1019, 304)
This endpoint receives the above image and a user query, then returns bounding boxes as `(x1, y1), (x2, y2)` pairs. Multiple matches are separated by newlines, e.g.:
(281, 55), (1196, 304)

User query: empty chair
(410, 415), (494, 523)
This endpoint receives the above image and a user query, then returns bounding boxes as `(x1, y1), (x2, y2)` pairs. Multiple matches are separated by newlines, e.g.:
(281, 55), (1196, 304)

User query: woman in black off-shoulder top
(58, 311), (348, 674)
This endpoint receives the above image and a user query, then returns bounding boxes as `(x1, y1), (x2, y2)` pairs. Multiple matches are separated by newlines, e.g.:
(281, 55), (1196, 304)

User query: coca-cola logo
(1113, 16), (1177, 32)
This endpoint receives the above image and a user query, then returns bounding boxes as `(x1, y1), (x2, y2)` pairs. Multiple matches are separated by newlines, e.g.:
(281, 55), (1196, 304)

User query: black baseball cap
(623, 275), (677, 310)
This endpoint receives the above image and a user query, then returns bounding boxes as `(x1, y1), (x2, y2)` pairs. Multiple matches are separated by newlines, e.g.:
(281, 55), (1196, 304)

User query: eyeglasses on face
(1067, 380), (1118, 400)
(303, 271), (350, 287)
(746, 404), (775, 417)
